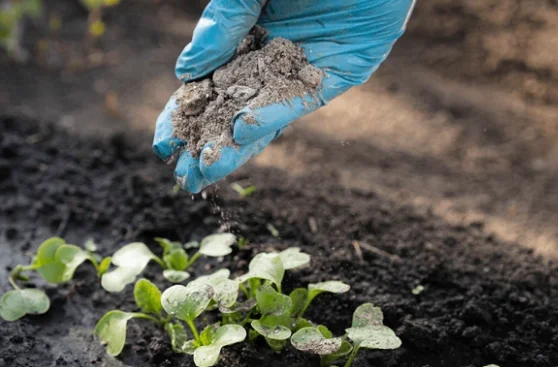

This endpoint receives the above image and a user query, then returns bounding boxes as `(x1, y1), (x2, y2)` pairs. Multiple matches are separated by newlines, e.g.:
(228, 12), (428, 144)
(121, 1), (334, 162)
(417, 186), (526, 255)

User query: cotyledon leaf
(291, 327), (343, 355)
(54, 244), (90, 282)
(163, 270), (191, 283)
(346, 303), (402, 350)
(308, 281), (351, 304)
(0, 289), (50, 321)
(94, 310), (136, 357)
(278, 247), (311, 270)
(257, 284), (292, 316)
(251, 319), (292, 341)
(199, 233), (236, 257)
(101, 242), (159, 292)
(165, 322), (196, 354)
(161, 284), (213, 321)
(194, 325), (246, 367)
(186, 269), (237, 308)
(237, 253), (284, 287)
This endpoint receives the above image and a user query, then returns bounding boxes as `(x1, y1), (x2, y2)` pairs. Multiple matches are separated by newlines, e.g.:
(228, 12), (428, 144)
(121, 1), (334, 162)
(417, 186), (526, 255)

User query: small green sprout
(411, 285), (425, 296)
(231, 183), (257, 198)
(267, 223), (280, 238)
(483, 365), (500, 367)
(1, 237), (108, 321)
(101, 233), (236, 292)
(95, 279), (167, 356)
(237, 236), (250, 250)
(343, 304), (402, 367)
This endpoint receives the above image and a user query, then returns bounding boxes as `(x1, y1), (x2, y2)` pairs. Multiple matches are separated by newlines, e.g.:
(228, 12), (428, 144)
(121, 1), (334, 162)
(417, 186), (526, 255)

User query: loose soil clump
(171, 26), (323, 165)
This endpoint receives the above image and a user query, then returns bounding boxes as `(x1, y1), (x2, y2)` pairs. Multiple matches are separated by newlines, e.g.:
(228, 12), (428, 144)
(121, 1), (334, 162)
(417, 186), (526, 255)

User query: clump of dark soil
(1, 115), (558, 367)
(171, 26), (323, 165)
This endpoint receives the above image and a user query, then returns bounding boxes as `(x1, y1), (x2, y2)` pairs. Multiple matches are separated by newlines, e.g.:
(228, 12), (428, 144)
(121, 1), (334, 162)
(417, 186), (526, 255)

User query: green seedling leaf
(483, 365), (500, 367)
(186, 269), (238, 308)
(291, 327), (343, 355)
(346, 303), (402, 350)
(184, 241), (200, 249)
(308, 281), (351, 302)
(320, 340), (353, 366)
(231, 183), (257, 198)
(257, 284), (292, 316)
(219, 299), (257, 314)
(98, 257), (112, 275)
(267, 223), (280, 238)
(411, 285), (425, 296)
(318, 325), (333, 339)
(101, 242), (159, 292)
(200, 324), (219, 346)
(163, 270), (191, 283)
(35, 237), (67, 283)
(237, 253), (284, 288)
(294, 318), (313, 331)
(162, 284), (213, 322)
(0, 289), (50, 321)
(35, 237), (66, 266)
(154, 237), (182, 252)
(199, 233), (236, 257)
(279, 248), (310, 270)
(194, 325), (247, 367)
(111, 242), (158, 269)
(166, 322), (196, 354)
(84, 238), (98, 252)
(134, 279), (162, 315)
(94, 310), (136, 357)
(289, 288), (308, 316)
(101, 266), (140, 293)
(164, 248), (189, 271)
(54, 244), (89, 282)
(252, 318), (292, 340)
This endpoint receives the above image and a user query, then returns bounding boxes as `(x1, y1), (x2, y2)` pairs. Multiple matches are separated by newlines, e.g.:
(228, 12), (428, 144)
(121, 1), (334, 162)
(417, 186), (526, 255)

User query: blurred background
(1, 0), (558, 257)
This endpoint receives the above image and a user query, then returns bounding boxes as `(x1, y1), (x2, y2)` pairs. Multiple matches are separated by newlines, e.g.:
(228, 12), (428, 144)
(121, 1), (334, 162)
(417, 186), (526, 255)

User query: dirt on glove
(171, 26), (324, 166)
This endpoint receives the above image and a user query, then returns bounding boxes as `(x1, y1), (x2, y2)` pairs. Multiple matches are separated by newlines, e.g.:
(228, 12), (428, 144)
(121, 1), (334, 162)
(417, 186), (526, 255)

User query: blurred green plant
(0, 0), (120, 59)
(0, 0), (42, 58)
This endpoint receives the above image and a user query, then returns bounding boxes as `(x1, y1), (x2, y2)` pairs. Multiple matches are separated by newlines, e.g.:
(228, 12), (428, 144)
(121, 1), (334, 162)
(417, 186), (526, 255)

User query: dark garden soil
(1, 116), (557, 367)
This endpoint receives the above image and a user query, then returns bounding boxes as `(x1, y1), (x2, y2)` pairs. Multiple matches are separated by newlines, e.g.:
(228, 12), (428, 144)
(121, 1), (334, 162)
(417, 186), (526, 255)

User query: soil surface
(172, 27), (322, 164)
(1, 1), (558, 367)
(1, 117), (558, 367)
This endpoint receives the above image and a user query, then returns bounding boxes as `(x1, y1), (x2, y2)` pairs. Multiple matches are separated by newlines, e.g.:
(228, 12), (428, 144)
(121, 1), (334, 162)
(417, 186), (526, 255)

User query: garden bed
(1, 115), (557, 367)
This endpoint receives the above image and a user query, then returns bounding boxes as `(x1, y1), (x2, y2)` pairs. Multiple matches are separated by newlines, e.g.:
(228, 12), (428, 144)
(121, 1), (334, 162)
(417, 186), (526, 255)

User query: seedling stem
(186, 319), (201, 342)
(344, 346), (360, 367)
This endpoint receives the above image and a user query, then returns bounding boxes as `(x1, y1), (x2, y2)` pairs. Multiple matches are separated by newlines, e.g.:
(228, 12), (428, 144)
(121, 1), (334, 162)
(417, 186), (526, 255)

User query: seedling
(161, 275), (246, 366)
(343, 303), (402, 367)
(95, 279), (167, 356)
(411, 285), (425, 296)
(0, 237), (110, 321)
(101, 233), (236, 292)
(236, 248), (350, 351)
(230, 183), (257, 198)
(291, 304), (401, 367)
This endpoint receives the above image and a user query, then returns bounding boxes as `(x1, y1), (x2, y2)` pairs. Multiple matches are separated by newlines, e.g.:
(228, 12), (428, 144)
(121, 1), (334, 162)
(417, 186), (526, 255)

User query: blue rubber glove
(154, 0), (416, 193)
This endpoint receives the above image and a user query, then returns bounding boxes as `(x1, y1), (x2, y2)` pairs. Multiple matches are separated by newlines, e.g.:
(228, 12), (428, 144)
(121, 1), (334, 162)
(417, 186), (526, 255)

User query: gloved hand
(153, 0), (416, 193)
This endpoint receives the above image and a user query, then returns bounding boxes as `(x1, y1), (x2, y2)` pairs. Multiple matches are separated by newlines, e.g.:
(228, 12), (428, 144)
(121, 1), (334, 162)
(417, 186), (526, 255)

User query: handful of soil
(171, 26), (324, 165)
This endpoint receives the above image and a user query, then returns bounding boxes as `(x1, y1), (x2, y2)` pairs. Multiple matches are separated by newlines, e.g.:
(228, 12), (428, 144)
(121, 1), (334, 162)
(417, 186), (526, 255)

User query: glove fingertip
(174, 151), (210, 194)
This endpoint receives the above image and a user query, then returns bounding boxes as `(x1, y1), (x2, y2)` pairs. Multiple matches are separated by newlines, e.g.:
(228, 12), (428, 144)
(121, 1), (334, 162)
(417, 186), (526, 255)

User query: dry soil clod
(171, 26), (324, 166)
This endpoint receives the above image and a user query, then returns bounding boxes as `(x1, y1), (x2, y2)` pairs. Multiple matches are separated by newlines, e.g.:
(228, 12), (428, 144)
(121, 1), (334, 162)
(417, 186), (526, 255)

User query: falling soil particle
(171, 26), (324, 166)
